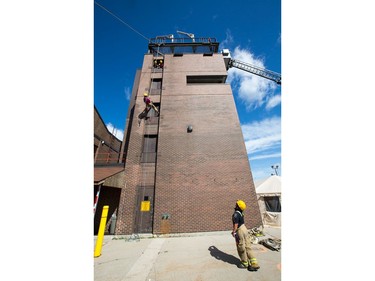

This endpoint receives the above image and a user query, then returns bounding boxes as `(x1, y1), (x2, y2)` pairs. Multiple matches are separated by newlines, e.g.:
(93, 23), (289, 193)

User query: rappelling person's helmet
(143, 92), (149, 97)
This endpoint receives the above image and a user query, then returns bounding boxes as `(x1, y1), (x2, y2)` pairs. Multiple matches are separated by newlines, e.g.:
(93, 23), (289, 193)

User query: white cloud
(245, 135), (280, 154)
(266, 94), (281, 110)
(220, 29), (234, 50)
(227, 46), (278, 110)
(124, 86), (131, 100)
(241, 116), (281, 155)
(249, 152), (281, 161)
(106, 123), (124, 141)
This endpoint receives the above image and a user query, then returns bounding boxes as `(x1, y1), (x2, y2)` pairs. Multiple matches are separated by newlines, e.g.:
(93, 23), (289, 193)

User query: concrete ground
(94, 226), (281, 281)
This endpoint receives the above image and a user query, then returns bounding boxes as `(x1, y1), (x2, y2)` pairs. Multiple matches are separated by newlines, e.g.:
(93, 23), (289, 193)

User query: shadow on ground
(208, 246), (239, 266)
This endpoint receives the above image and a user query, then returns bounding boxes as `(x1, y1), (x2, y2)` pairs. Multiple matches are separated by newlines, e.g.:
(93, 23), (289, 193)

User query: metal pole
(271, 165), (279, 176)
(94, 140), (104, 164)
(93, 184), (102, 216)
(94, 205), (109, 258)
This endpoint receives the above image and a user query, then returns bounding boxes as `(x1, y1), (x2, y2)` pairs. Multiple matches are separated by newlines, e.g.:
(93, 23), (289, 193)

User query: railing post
(94, 205), (109, 258)
(94, 140), (104, 164)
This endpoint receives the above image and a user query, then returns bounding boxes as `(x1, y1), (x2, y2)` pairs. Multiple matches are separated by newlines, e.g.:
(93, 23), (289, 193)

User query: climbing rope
(136, 44), (165, 233)
(94, 1), (149, 41)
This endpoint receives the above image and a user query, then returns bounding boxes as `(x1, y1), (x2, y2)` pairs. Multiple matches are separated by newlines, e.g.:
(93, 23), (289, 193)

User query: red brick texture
(116, 52), (263, 235)
(94, 106), (122, 164)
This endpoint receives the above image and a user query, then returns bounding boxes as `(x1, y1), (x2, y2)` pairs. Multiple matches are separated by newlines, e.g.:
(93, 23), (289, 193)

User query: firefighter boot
(248, 258), (260, 271)
(238, 261), (248, 269)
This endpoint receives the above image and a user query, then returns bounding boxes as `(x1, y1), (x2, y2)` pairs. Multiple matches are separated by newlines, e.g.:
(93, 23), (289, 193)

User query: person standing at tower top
(232, 200), (260, 271)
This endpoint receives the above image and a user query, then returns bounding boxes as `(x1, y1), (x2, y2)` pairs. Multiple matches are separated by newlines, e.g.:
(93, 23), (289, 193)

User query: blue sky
(94, 0), (281, 180)
(3, 1), (375, 279)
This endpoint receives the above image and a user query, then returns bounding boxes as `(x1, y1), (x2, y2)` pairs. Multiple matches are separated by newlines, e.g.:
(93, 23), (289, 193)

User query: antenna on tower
(155, 34), (174, 42)
(177, 30), (195, 42)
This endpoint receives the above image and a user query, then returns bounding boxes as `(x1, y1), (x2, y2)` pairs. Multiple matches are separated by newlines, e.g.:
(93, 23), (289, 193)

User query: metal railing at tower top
(148, 37), (219, 55)
(95, 152), (125, 165)
(149, 37), (217, 44)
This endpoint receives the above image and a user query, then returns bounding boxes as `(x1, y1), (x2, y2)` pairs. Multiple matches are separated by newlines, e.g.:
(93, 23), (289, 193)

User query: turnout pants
(236, 224), (256, 265)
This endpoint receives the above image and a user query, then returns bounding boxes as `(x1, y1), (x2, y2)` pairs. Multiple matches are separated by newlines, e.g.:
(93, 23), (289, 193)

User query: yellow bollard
(94, 205), (109, 258)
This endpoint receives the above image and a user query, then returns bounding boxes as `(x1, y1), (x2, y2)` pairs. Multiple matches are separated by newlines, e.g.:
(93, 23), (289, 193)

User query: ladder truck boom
(222, 49), (281, 85)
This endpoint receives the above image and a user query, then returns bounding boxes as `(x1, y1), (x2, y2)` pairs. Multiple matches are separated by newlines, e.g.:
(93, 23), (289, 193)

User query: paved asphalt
(94, 226), (281, 281)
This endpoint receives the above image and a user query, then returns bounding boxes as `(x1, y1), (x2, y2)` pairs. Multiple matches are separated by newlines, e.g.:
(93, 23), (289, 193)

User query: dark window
(151, 79), (162, 90)
(187, 75), (226, 83)
(264, 196), (281, 212)
(149, 79), (162, 95)
(141, 135), (157, 163)
(149, 102), (159, 116)
(145, 102), (159, 125)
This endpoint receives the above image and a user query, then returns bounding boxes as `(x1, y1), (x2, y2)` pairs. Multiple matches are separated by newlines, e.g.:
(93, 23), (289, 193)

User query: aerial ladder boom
(222, 49), (281, 85)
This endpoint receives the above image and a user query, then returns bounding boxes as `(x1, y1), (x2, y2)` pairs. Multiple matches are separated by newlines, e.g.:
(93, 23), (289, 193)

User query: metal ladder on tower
(222, 49), (281, 85)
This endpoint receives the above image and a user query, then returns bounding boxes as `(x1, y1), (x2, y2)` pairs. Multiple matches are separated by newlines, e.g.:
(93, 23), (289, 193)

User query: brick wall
(94, 106), (122, 164)
(116, 52), (262, 235)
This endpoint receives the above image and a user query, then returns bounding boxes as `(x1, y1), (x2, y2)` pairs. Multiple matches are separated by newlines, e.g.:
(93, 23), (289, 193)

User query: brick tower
(115, 36), (262, 235)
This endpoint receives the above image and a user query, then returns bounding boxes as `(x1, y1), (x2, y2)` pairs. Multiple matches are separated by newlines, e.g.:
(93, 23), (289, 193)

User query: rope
(94, 1), (150, 41)
(95, 1), (166, 234)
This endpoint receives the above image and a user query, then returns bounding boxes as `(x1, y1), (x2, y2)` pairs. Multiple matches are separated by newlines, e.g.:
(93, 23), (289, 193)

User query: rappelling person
(137, 92), (159, 126)
(143, 92), (159, 114)
(232, 200), (260, 271)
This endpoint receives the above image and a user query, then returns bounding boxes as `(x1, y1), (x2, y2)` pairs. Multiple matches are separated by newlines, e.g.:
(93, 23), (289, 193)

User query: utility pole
(271, 165), (279, 176)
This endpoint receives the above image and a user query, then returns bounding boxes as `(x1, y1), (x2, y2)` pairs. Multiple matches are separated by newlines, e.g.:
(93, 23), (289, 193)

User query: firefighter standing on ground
(232, 200), (260, 271)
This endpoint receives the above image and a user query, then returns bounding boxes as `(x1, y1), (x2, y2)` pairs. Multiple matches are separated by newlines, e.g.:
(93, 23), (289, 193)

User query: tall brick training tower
(115, 36), (262, 235)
